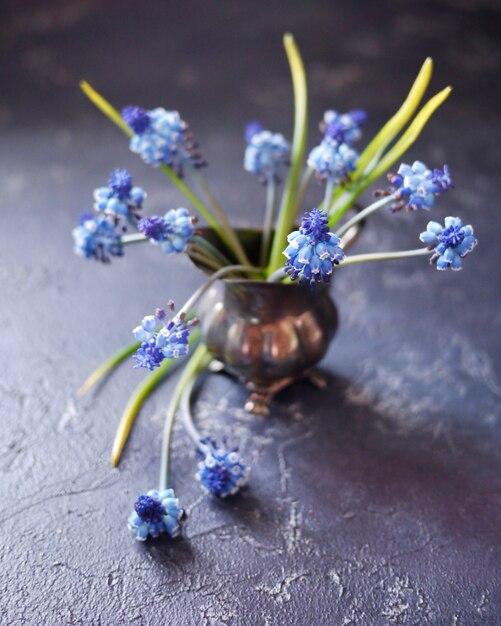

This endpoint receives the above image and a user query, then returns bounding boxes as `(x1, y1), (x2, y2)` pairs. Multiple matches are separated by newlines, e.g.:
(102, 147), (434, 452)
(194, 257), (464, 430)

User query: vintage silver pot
(193, 220), (363, 414)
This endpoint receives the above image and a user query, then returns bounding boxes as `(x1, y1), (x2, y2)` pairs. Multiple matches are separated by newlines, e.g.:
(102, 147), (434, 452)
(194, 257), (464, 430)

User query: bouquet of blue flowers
(74, 34), (476, 542)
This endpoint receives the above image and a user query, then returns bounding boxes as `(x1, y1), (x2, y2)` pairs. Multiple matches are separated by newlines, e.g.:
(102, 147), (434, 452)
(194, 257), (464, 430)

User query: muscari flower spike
(284, 208), (345, 285)
(196, 438), (250, 498)
(132, 304), (198, 370)
(307, 139), (359, 184)
(72, 213), (123, 263)
(320, 109), (367, 144)
(138, 207), (196, 254)
(93, 169), (146, 230)
(122, 106), (205, 175)
(244, 122), (291, 183)
(128, 489), (183, 541)
(386, 161), (453, 211)
(419, 217), (477, 271)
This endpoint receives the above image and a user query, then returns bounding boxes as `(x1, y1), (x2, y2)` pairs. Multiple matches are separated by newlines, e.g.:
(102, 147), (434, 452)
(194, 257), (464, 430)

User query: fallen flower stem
(111, 329), (201, 467)
(159, 343), (211, 491)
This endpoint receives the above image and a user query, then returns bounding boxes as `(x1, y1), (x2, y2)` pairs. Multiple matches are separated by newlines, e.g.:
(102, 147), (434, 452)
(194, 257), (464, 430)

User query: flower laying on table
(73, 35), (478, 543)
(195, 438), (250, 498)
(128, 489), (183, 541)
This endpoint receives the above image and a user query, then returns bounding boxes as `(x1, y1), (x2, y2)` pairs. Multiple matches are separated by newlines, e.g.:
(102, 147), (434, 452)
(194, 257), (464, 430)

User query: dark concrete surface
(0, 1), (500, 624)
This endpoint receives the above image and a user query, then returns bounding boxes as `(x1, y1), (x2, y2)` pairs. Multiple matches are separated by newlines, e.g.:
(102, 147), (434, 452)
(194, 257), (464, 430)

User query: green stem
(159, 344), (211, 490)
(186, 249), (223, 272)
(122, 233), (148, 245)
(79, 81), (246, 263)
(294, 166), (315, 216)
(179, 264), (264, 318)
(193, 171), (251, 266)
(336, 194), (394, 237)
(180, 372), (205, 446)
(78, 339), (141, 396)
(259, 178), (278, 267)
(323, 178), (335, 214)
(267, 267), (288, 283)
(340, 247), (431, 266)
(111, 329), (200, 467)
(191, 235), (233, 267)
(267, 34), (308, 276)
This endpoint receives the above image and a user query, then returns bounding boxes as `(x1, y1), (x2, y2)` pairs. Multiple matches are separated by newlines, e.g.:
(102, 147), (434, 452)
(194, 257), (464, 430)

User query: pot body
(200, 280), (338, 387)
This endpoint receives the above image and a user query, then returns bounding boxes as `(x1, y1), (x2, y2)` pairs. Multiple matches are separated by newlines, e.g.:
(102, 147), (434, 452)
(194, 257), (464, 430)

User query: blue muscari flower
(387, 161), (453, 211)
(321, 109), (367, 144)
(419, 217), (477, 271)
(138, 207), (196, 254)
(72, 213), (123, 263)
(196, 438), (250, 498)
(284, 208), (345, 285)
(132, 308), (197, 370)
(244, 124), (291, 183)
(93, 169), (146, 229)
(244, 120), (264, 143)
(122, 106), (204, 175)
(307, 139), (359, 183)
(128, 489), (183, 541)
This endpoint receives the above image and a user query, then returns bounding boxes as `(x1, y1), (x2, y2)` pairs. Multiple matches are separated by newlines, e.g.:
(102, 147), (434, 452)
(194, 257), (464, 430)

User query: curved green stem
(336, 194), (394, 238)
(179, 264), (264, 318)
(260, 179), (278, 267)
(267, 34), (308, 275)
(78, 339), (141, 396)
(340, 247), (431, 266)
(180, 373), (205, 447)
(159, 343), (211, 491)
(111, 329), (200, 467)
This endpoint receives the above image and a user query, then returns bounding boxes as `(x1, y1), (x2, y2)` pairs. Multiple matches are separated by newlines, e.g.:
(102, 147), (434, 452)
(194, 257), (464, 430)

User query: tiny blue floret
(122, 106), (204, 174)
(284, 209), (345, 285)
(128, 489), (183, 541)
(138, 207), (196, 254)
(244, 126), (291, 183)
(132, 307), (197, 370)
(321, 109), (367, 144)
(72, 213), (123, 263)
(245, 121), (264, 143)
(307, 139), (359, 183)
(419, 217), (477, 271)
(93, 169), (146, 228)
(387, 161), (453, 211)
(196, 438), (250, 498)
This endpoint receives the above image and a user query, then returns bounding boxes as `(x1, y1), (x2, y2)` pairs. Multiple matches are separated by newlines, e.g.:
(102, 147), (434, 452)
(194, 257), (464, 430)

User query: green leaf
(365, 86), (452, 182)
(266, 33), (308, 275)
(328, 85), (452, 228)
(352, 57), (433, 180)
(80, 80), (132, 137)
(78, 339), (141, 396)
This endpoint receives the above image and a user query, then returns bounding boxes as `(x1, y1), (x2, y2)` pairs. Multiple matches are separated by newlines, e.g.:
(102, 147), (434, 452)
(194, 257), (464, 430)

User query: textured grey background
(0, 1), (500, 624)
